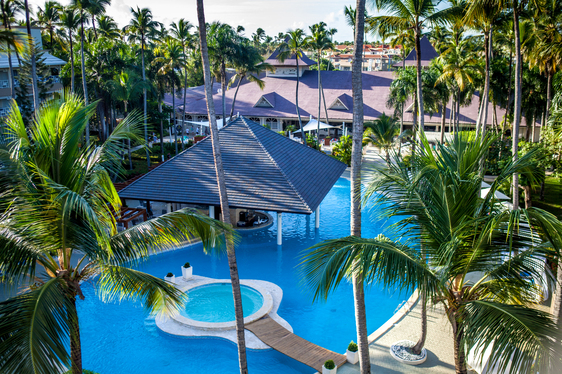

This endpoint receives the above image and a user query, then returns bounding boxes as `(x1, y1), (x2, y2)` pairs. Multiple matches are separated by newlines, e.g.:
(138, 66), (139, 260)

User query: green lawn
(533, 176), (562, 219)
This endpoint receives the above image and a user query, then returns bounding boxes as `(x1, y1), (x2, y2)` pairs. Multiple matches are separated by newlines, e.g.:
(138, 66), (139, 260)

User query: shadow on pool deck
(336, 300), (457, 374)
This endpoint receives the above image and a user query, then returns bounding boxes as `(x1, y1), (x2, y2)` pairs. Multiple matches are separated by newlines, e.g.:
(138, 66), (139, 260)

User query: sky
(28, 0), (376, 43)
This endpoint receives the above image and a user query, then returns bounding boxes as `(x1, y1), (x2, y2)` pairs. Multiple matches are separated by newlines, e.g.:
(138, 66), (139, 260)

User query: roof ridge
(240, 117), (312, 214)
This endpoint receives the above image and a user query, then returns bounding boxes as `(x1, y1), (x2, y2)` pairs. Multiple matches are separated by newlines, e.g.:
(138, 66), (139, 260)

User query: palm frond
(0, 278), (72, 374)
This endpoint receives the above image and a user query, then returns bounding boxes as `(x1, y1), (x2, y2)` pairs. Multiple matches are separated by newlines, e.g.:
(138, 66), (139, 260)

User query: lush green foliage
(347, 341), (358, 352)
(323, 360), (335, 369)
(331, 135), (352, 166)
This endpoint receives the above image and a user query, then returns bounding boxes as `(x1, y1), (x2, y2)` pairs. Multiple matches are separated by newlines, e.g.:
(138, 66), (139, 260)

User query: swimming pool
(180, 283), (264, 322)
(77, 177), (405, 373)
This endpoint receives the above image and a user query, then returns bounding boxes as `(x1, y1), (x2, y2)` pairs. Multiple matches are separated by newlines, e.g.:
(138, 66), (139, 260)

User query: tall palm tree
(306, 22), (333, 141)
(59, 7), (80, 93)
(196, 1), (248, 373)
(170, 18), (194, 142)
(126, 6), (160, 168)
(302, 131), (562, 374)
(85, 0), (110, 40)
(1, 0), (24, 99)
(277, 28), (307, 145)
(0, 93), (230, 374)
(349, 1), (369, 373)
(465, 0), (501, 136)
(154, 37), (185, 155)
(386, 66), (417, 146)
(23, 0), (39, 111)
(228, 42), (271, 119)
(96, 14), (120, 39)
(70, 0), (90, 111)
(370, 0), (454, 149)
(363, 113), (399, 164)
(109, 70), (150, 169)
(36, 1), (61, 50)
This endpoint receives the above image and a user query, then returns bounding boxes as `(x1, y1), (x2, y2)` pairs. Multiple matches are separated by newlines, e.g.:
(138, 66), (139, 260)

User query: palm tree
(370, 0), (454, 149)
(349, 1), (370, 373)
(228, 42), (271, 119)
(109, 70), (150, 169)
(154, 37), (185, 155)
(36, 1), (61, 50)
(306, 22), (333, 142)
(0, 93), (230, 374)
(70, 0), (91, 111)
(96, 15), (120, 39)
(23, 0), (39, 111)
(59, 7), (80, 93)
(386, 66), (417, 147)
(277, 28), (307, 145)
(208, 22), (239, 121)
(170, 18), (194, 144)
(196, 1), (248, 373)
(0, 0), (24, 99)
(126, 6), (160, 169)
(302, 131), (562, 374)
(363, 113), (399, 164)
(436, 39), (481, 133)
(85, 0), (110, 40)
(465, 0), (501, 136)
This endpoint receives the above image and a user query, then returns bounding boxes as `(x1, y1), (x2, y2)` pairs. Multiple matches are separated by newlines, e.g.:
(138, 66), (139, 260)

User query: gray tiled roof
(393, 36), (438, 67)
(118, 116), (347, 214)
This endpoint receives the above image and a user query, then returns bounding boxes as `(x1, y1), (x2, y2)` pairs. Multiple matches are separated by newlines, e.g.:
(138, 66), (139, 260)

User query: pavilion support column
(277, 212), (282, 245)
(315, 207), (320, 229)
(209, 205), (215, 219)
(167, 203), (172, 214)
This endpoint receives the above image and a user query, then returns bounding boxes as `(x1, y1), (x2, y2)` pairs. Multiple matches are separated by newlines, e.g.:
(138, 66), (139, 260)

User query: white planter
(164, 275), (175, 283)
(346, 350), (359, 364)
(322, 364), (337, 374)
(389, 340), (427, 365)
(181, 266), (193, 280)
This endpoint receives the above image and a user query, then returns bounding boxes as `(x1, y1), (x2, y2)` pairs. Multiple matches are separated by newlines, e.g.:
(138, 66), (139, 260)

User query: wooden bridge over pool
(245, 316), (347, 371)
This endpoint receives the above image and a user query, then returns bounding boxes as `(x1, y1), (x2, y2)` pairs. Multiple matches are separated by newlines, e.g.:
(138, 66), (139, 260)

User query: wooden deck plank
(245, 316), (347, 371)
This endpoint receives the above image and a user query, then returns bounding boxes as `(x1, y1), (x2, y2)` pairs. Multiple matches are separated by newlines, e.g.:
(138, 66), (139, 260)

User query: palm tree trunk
(399, 102), (404, 154)
(321, 73), (330, 126)
(92, 16), (97, 40)
(317, 50), (322, 142)
(440, 101), (446, 143)
(159, 99), (164, 162)
(173, 83), (178, 155)
(6, 45), (15, 99)
(196, 2), (248, 373)
(24, 0), (39, 112)
(480, 30), (491, 136)
(512, 8), (522, 210)
(69, 34), (75, 93)
(229, 74), (244, 119)
(79, 16), (90, 145)
(125, 103), (133, 170)
(296, 57), (304, 145)
(545, 69), (552, 124)
(552, 261), (562, 329)
(452, 319), (467, 374)
(141, 36), (150, 168)
(412, 293), (427, 354)
(70, 297), (83, 374)
(505, 46), (513, 123)
(351, 1), (370, 373)
(182, 63), (188, 149)
(415, 28), (424, 139)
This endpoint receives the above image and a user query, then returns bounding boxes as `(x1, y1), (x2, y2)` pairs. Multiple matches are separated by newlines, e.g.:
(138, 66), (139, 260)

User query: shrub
(183, 262), (191, 268)
(347, 341), (358, 352)
(324, 360), (335, 369)
(331, 135), (353, 166)
(166, 272), (174, 277)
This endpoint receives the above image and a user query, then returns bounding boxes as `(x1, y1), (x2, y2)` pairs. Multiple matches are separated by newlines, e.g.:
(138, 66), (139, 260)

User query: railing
(0, 80), (9, 88)
(13, 76), (61, 87)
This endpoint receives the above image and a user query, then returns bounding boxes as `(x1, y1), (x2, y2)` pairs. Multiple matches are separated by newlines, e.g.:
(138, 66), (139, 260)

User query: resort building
(0, 27), (65, 117)
(169, 40), (540, 141)
(326, 43), (402, 71)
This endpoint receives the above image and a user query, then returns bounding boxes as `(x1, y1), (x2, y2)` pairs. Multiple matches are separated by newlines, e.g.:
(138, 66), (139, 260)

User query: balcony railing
(0, 80), (9, 88)
(13, 76), (61, 87)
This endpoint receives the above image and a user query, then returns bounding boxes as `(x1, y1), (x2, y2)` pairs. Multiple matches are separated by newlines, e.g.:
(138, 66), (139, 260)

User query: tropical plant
(302, 131), (562, 374)
(196, 1), (248, 373)
(0, 93), (230, 374)
(59, 7), (80, 93)
(36, 1), (61, 49)
(332, 135), (352, 166)
(277, 28), (307, 145)
(85, 0), (110, 40)
(96, 15), (120, 39)
(363, 113), (399, 164)
(306, 22), (333, 141)
(125, 6), (161, 168)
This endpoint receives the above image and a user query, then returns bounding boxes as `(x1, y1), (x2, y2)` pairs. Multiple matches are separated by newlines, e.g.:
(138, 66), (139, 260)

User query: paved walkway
(338, 300), (456, 374)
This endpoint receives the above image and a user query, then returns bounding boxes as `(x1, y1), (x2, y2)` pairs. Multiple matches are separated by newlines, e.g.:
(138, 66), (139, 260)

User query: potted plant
(322, 359), (337, 374)
(324, 136), (331, 146)
(164, 272), (175, 283)
(181, 262), (193, 280)
(346, 341), (359, 364)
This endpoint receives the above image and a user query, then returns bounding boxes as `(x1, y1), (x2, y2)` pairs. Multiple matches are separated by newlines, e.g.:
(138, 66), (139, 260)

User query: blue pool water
(78, 178), (406, 373)
(180, 283), (264, 322)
